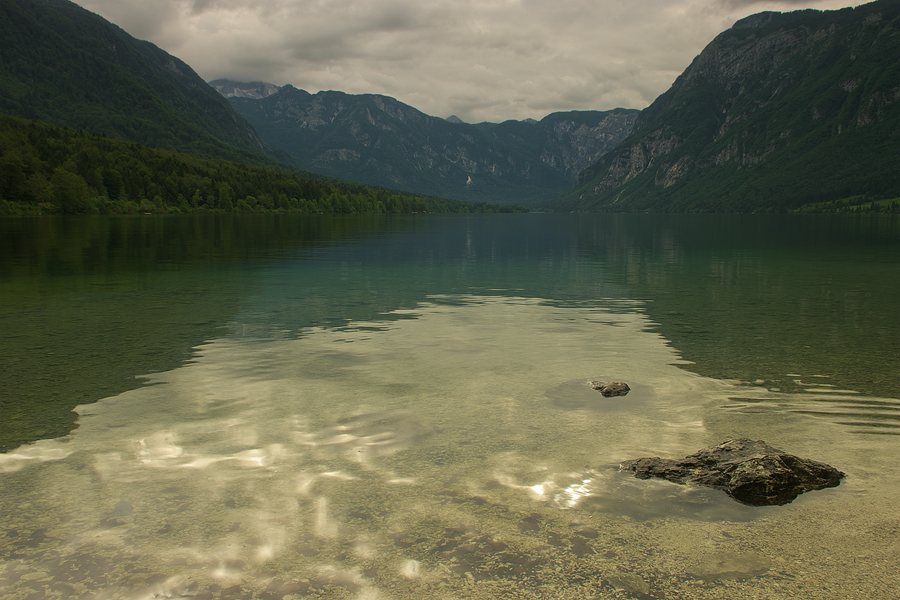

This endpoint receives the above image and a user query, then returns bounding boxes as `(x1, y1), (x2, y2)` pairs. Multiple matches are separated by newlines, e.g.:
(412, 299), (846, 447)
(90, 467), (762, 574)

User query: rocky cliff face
(556, 0), (900, 212)
(210, 79), (281, 100)
(224, 85), (637, 205)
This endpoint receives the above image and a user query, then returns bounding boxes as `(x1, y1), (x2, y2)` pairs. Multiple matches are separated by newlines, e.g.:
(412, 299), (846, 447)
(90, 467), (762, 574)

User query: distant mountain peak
(210, 79), (282, 99)
(225, 86), (639, 206)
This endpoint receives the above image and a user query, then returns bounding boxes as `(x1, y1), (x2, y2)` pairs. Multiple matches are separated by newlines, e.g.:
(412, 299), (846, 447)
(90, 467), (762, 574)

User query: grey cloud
(79, 0), (183, 41)
(187, 0), (216, 14)
(718, 0), (821, 6)
(76, 0), (865, 123)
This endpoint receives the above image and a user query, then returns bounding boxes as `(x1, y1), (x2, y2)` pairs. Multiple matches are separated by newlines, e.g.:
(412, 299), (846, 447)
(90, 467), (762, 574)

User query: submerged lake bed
(1, 213), (898, 599)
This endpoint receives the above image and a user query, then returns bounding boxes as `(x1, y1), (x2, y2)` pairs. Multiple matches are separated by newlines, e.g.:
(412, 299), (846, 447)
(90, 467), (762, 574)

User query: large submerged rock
(619, 438), (844, 506)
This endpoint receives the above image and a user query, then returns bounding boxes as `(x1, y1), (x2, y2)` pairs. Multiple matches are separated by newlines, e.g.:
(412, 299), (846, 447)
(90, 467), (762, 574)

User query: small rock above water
(590, 380), (631, 397)
(619, 438), (844, 506)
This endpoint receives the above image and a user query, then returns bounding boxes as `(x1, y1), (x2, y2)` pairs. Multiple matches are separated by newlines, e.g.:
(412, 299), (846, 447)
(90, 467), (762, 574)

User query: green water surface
(3, 213), (897, 450)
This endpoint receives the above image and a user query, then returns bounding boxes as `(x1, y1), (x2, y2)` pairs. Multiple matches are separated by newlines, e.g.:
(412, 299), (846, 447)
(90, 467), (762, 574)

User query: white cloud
(76, 0), (866, 122)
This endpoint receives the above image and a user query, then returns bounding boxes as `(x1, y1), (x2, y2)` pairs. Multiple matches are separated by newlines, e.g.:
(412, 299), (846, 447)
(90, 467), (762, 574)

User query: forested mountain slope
(554, 0), (900, 213)
(0, 115), (525, 215)
(218, 83), (637, 206)
(0, 0), (272, 164)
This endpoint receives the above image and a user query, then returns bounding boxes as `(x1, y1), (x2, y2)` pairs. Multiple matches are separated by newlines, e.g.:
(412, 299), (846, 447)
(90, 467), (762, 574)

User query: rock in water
(619, 438), (844, 506)
(590, 380), (630, 397)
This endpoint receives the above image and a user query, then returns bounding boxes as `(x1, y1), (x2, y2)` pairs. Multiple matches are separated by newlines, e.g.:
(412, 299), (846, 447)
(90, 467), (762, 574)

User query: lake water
(1, 213), (898, 599)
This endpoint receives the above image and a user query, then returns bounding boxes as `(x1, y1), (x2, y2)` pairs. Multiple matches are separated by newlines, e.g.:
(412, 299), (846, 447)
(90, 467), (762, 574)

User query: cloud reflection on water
(0, 296), (895, 599)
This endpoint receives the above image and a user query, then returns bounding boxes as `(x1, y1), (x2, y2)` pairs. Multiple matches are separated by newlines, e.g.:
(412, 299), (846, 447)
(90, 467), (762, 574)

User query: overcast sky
(76, 0), (863, 123)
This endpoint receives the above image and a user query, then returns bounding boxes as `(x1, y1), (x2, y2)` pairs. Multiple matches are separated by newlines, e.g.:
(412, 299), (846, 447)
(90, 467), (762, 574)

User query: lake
(1, 213), (898, 599)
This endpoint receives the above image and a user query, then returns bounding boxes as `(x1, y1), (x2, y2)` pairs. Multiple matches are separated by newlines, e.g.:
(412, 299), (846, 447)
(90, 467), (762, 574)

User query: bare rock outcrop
(590, 380), (631, 397)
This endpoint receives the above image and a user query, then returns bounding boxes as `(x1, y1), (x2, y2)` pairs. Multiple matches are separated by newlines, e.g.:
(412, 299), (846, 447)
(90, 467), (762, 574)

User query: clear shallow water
(1, 214), (899, 599)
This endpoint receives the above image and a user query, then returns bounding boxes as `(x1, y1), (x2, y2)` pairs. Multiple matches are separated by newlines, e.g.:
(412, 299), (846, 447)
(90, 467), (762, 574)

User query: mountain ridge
(554, 0), (900, 212)
(213, 81), (638, 206)
(0, 1), (530, 215)
(210, 79), (282, 100)
(0, 0), (277, 165)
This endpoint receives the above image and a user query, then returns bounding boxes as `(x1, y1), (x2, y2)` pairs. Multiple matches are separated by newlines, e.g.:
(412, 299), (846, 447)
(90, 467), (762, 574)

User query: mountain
(210, 79), (282, 100)
(0, 114), (526, 215)
(217, 82), (638, 206)
(554, 0), (900, 213)
(0, 0), (533, 216)
(0, 0), (273, 164)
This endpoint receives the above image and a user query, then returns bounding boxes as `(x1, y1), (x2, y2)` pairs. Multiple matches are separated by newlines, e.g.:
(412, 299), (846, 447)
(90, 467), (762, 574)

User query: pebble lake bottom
(1, 296), (897, 599)
(0, 214), (898, 599)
